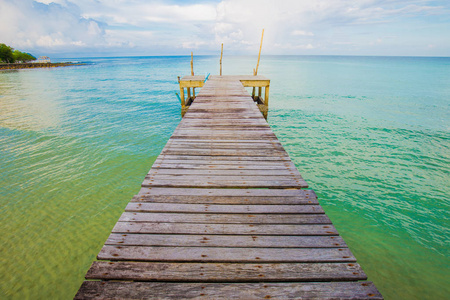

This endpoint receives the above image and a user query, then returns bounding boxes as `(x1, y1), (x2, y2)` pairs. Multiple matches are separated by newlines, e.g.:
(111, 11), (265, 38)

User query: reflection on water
(0, 70), (63, 131)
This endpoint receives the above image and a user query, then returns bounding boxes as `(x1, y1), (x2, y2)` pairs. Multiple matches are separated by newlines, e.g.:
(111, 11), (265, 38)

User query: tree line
(0, 43), (36, 63)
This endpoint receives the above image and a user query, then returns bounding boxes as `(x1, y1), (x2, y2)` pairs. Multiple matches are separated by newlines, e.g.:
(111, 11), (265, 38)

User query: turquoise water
(0, 56), (449, 299)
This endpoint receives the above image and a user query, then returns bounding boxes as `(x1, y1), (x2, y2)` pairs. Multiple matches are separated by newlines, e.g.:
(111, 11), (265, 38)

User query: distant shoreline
(0, 62), (85, 70)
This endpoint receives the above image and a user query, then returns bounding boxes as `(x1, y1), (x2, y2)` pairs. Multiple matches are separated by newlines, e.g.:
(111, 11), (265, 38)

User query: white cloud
(292, 30), (314, 36)
(274, 43), (315, 50)
(0, 0), (106, 52)
(77, 2), (217, 26)
(0, 0), (448, 56)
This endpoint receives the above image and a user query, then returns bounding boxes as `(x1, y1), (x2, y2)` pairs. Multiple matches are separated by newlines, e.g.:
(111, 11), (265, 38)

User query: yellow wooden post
(255, 29), (264, 75)
(253, 29), (264, 100)
(252, 69), (256, 99)
(180, 87), (185, 107)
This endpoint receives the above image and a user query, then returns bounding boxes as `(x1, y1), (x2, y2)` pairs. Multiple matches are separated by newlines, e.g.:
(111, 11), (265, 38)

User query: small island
(0, 43), (82, 70)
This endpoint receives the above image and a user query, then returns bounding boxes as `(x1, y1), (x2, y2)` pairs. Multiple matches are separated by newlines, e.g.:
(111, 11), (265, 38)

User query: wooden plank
(152, 163), (298, 170)
(171, 136), (275, 141)
(105, 234), (345, 248)
(118, 212), (330, 224)
(154, 155), (292, 161)
(76, 281), (381, 300)
(182, 114), (263, 120)
(144, 175), (303, 182)
(177, 125), (271, 129)
(167, 141), (280, 147)
(174, 127), (274, 132)
(165, 139), (281, 144)
(125, 203), (323, 214)
(160, 149), (289, 157)
(141, 179), (307, 189)
(166, 141), (283, 148)
(131, 195), (319, 205)
(179, 122), (269, 127)
(153, 155), (295, 164)
(112, 222), (339, 235)
(171, 133), (277, 138)
(147, 169), (301, 176)
(86, 261), (365, 282)
(98, 245), (356, 262)
(137, 187), (317, 198)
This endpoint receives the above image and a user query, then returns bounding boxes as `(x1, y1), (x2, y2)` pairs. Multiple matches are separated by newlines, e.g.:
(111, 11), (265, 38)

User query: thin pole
(255, 29), (264, 76)
(220, 43), (223, 76)
(191, 52), (194, 76)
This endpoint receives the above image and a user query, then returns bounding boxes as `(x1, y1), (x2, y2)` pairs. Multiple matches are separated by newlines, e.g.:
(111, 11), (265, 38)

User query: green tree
(0, 43), (15, 63)
(13, 50), (36, 63)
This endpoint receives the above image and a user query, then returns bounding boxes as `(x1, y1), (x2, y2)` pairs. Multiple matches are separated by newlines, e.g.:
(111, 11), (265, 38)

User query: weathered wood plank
(166, 139), (280, 144)
(160, 150), (290, 157)
(182, 114), (263, 120)
(147, 169), (301, 176)
(153, 163), (297, 170)
(167, 142), (282, 149)
(86, 261), (365, 282)
(125, 203), (323, 214)
(153, 158), (295, 165)
(155, 155), (292, 161)
(141, 179), (308, 188)
(170, 135), (278, 140)
(105, 234), (345, 248)
(76, 281), (381, 300)
(144, 175), (304, 182)
(119, 212), (331, 224)
(112, 222), (338, 236)
(173, 129), (275, 134)
(75, 281), (382, 300)
(137, 187), (317, 198)
(131, 195), (318, 205)
(112, 222), (338, 235)
(98, 245), (356, 262)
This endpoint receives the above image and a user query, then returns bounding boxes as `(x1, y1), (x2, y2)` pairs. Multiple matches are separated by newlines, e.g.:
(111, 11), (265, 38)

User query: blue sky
(0, 0), (449, 57)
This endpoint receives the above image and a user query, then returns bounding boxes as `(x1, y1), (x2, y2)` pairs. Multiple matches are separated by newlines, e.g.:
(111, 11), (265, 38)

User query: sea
(0, 55), (449, 299)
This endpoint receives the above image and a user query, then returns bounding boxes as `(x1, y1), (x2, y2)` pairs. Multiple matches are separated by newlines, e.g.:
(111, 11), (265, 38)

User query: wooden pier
(75, 76), (382, 299)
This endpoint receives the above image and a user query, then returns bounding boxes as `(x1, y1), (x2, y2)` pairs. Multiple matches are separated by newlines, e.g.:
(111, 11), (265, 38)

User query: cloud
(292, 30), (314, 36)
(0, 0), (448, 56)
(0, 0), (106, 53)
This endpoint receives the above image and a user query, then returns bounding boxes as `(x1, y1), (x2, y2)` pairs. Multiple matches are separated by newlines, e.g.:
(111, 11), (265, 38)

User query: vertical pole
(191, 52), (194, 76)
(255, 29), (264, 75)
(180, 87), (185, 107)
(187, 87), (191, 102)
(253, 29), (264, 101)
(263, 85), (270, 119)
(220, 43), (223, 76)
(252, 69), (256, 99)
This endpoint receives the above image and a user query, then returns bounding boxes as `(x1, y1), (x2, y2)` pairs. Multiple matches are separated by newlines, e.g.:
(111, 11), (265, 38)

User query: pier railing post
(263, 85), (269, 119)
(180, 86), (186, 117)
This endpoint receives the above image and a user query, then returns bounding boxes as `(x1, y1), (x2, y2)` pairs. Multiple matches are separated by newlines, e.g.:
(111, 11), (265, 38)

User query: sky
(0, 0), (449, 57)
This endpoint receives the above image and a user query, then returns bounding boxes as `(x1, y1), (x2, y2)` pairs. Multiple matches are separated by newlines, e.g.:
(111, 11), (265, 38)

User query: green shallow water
(0, 56), (449, 299)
